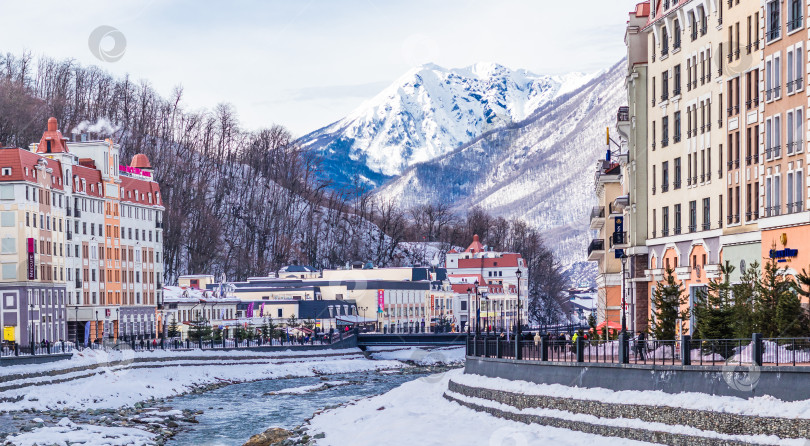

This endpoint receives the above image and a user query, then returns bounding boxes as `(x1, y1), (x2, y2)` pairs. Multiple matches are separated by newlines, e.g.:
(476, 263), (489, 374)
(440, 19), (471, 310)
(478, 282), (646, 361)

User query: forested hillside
(0, 52), (570, 320)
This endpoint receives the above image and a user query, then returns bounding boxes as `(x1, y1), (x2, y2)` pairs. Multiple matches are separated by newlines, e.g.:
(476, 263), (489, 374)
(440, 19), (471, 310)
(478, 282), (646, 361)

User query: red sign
(27, 238), (35, 280)
(431, 294), (435, 310)
(377, 289), (384, 313)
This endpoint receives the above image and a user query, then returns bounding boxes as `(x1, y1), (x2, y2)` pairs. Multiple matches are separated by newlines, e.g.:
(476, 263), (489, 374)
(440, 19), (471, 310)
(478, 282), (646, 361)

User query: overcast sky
(2, 0), (632, 136)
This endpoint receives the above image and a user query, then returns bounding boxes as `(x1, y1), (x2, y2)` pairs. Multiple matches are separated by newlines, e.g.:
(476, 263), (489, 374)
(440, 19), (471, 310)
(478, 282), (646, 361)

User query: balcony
(589, 206), (605, 229)
(587, 239), (605, 261)
(611, 231), (629, 249)
(612, 195), (630, 214)
(156, 221), (163, 229)
(74, 208), (81, 218)
(702, 222), (711, 231)
(616, 106), (629, 122)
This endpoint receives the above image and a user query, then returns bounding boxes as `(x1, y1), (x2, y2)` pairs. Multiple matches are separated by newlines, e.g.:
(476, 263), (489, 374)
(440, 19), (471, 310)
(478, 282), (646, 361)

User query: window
(702, 198), (711, 230)
(661, 27), (669, 56)
(674, 19), (681, 49)
(689, 200), (697, 232)
(662, 161), (669, 192)
(0, 168), (10, 176)
(662, 206), (670, 236)
(674, 157), (682, 188)
(674, 204), (682, 235)
(788, 0), (802, 32)
(674, 65), (681, 95)
(674, 111), (681, 142)
(662, 116), (669, 146)
(775, 55), (782, 99)
(0, 212), (14, 227)
(767, 0), (781, 41)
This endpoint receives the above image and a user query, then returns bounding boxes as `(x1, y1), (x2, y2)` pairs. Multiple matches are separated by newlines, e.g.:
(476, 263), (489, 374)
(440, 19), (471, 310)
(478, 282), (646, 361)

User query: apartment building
(0, 145), (68, 346)
(644, 0), (726, 332)
(589, 159), (624, 327)
(0, 118), (164, 346)
(445, 235), (528, 331)
(612, 1), (651, 333)
(758, 0), (809, 271)
(719, 0), (764, 282)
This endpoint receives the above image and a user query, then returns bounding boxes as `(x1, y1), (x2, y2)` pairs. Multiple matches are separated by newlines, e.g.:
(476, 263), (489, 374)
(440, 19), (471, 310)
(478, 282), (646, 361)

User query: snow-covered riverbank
(304, 369), (653, 446)
(1, 347), (465, 446)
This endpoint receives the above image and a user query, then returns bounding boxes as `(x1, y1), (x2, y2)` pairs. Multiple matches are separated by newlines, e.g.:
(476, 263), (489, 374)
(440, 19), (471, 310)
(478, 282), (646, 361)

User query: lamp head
(516, 269), (522, 278)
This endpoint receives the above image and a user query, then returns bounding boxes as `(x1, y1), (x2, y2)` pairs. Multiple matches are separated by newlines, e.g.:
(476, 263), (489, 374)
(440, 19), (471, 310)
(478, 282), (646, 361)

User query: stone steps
(444, 379), (806, 445)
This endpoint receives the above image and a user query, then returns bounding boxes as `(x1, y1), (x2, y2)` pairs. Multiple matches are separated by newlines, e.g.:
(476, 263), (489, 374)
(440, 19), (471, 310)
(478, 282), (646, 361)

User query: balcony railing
(688, 224), (697, 233)
(587, 239), (605, 256)
(156, 221), (164, 229)
(66, 230), (72, 241)
(788, 16), (803, 32)
(66, 207), (72, 217)
(590, 206), (605, 220)
(617, 106), (629, 122)
(610, 231), (627, 248)
(75, 279), (81, 288)
(661, 183), (669, 192)
(787, 201), (805, 214)
(702, 222), (711, 231)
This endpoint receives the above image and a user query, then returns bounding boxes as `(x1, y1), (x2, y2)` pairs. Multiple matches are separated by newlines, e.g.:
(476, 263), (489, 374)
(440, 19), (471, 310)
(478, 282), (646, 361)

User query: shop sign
(27, 238), (35, 280)
(770, 233), (799, 263)
(377, 289), (384, 313)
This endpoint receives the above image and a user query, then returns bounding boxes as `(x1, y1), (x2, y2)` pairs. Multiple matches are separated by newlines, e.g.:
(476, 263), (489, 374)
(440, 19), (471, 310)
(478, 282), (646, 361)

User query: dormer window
(81, 179), (86, 191)
(1, 168), (10, 176)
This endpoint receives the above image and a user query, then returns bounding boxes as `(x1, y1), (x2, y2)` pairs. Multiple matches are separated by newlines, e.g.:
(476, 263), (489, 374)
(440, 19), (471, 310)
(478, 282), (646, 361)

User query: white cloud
(0, 0), (630, 135)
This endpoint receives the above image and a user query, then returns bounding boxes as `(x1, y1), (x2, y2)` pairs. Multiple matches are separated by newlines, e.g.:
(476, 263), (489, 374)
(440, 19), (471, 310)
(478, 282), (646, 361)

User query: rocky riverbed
(0, 364), (460, 446)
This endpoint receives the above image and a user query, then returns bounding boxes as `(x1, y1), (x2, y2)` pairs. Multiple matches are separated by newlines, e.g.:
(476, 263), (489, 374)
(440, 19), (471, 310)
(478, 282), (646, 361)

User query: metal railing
(467, 334), (810, 368)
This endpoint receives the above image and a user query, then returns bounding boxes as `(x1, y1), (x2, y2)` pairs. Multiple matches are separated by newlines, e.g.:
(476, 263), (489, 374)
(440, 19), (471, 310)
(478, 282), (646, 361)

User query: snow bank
(453, 372), (810, 419)
(367, 346), (465, 365)
(0, 356), (404, 412)
(6, 417), (155, 446)
(306, 369), (652, 446)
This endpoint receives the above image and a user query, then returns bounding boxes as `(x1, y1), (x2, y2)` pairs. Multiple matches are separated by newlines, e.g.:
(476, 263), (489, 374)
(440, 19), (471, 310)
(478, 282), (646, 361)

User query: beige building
(644, 0), (726, 332)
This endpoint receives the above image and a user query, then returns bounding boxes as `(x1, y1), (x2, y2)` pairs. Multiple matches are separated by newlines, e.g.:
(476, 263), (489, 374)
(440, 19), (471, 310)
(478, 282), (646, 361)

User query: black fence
(467, 333), (810, 367)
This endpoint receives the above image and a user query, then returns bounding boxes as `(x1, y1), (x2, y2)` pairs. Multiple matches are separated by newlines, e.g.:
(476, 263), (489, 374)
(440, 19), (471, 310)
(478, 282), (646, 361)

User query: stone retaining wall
(448, 380), (810, 439)
(466, 356), (810, 401)
(442, 392), (762, 446)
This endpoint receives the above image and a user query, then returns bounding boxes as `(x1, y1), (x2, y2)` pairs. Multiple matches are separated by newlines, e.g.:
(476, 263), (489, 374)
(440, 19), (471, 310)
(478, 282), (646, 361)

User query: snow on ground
(0, 347), (363, 378)
(445, 389), (804, 446)
(6, 418), (155, 446)
(366, 346), (465, 365)
(0, 355), (404, 412)
(453, 372), (810, 419)
(306, 369), (654, 446)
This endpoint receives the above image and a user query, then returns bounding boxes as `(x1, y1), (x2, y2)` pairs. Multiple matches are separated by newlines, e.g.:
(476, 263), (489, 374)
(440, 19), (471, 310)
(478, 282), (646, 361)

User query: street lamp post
(620, 253), (629, 363)
(29, 303), (34, 353)
(474, 280), (480, 336)
(515, 269), (522, 360)
(466, 288), (472, 334)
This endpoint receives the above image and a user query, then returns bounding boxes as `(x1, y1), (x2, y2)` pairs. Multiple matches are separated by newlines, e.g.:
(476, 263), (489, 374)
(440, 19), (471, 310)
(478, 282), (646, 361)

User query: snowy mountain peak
(298, 62), (598, 185)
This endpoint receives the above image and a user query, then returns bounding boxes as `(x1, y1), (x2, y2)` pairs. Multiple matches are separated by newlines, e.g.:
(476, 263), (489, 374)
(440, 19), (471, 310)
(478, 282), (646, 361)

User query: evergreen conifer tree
(755, 255), (793, 337)
(730, 262), (759, 338)
(649, 268), (689, 340)
(167, 315), (180, 339)
(693, 261), (735, 341)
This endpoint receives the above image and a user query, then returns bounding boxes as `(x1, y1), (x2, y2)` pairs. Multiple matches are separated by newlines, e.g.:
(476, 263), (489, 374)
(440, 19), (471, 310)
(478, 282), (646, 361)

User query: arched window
(698, 6), (707, 35)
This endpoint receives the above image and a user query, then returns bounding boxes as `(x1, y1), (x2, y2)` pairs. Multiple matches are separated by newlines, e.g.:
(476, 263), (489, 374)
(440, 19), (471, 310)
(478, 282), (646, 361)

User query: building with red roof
(0, 118), (165, 346)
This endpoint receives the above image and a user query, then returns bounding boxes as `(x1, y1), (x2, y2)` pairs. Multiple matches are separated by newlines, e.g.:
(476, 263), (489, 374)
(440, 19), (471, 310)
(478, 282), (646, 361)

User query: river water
(165, 370), (430, 446)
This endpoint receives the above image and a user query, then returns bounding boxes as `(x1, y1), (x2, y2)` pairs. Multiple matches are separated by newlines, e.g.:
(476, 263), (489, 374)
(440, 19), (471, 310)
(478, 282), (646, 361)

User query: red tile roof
(0, 148), (64, 190)
(130, 154), (151, 169)
(120, 175), (162, 207)
(457, 253), (522, 269)
(35, 117), (70, 154)
(465, 234), (485, 253)
(72, 164), (104, 198)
